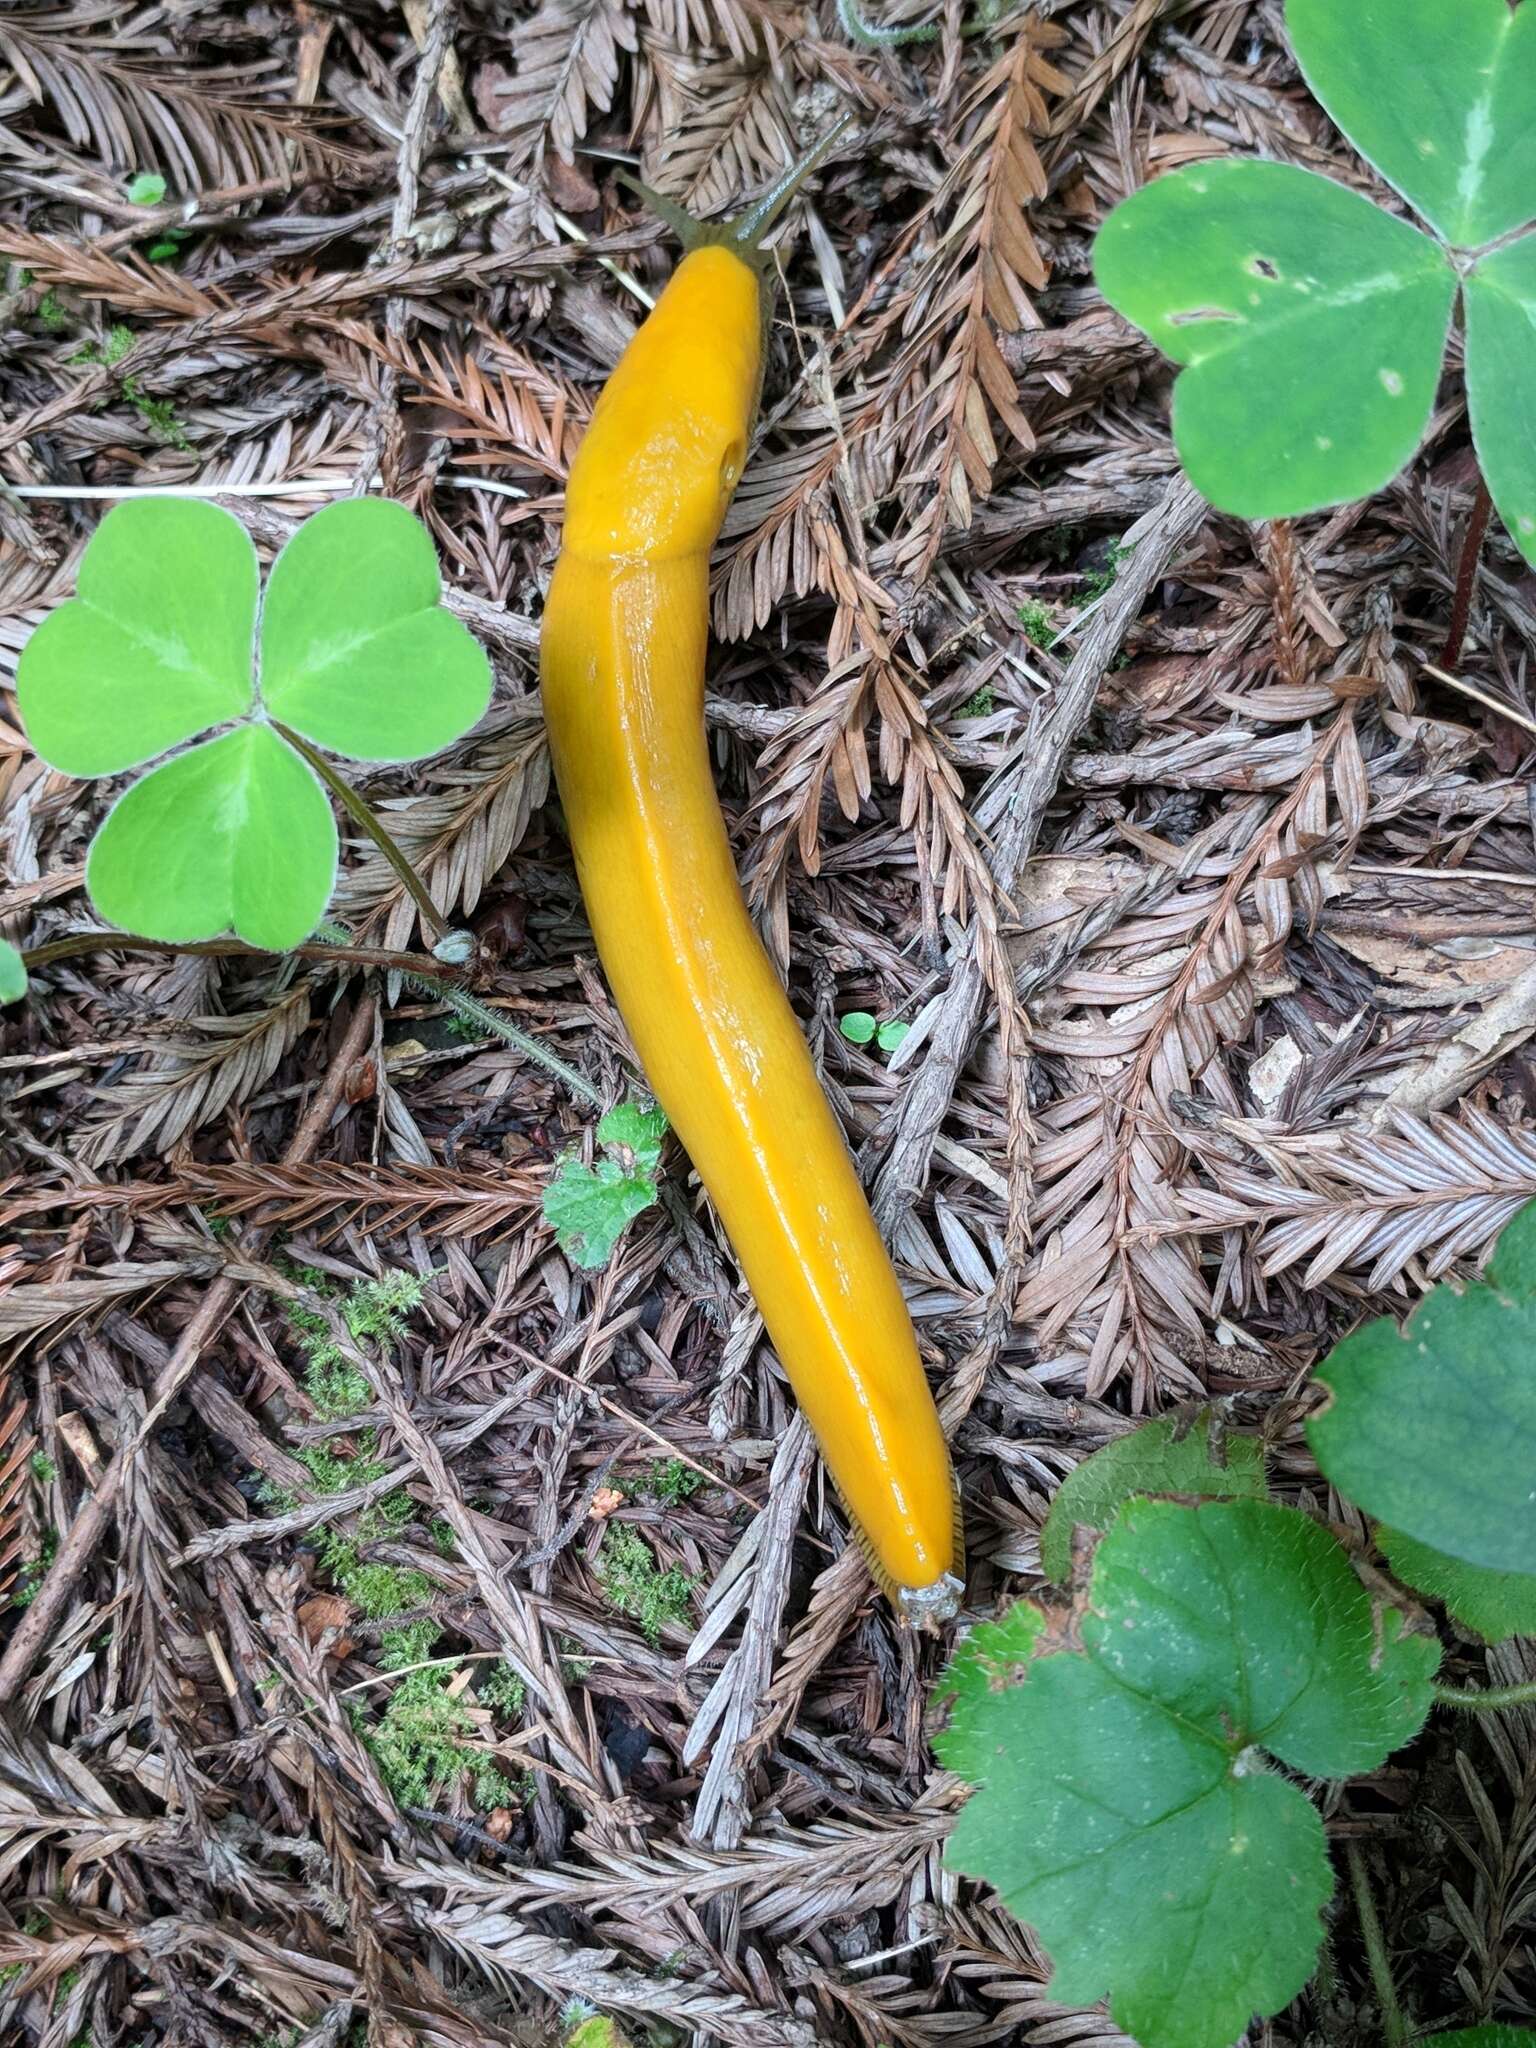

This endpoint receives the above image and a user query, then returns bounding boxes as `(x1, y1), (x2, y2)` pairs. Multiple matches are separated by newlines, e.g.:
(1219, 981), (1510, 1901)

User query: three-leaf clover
(18, 498), (492, 951)
(543, 1102), (669, 1269)
(1094, 0), (1536, 565)
(1309, 1199), (1536, 1578)
(939, 1498), (1440, 2048)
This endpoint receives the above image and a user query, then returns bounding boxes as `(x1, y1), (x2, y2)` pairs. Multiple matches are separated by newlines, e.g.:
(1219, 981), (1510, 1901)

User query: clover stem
(1432, 1677), (1536, 1712)
(21, 932), (446, 976)
(403, 972), (604, 1108)
(272, 722), (446, 943)
(1438, 475), (1493, 670)
(1345, 1841), (1408, 2048)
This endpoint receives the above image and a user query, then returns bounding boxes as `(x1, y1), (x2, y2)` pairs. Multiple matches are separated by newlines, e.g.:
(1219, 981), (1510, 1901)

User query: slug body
(541, 210), (960, 1614)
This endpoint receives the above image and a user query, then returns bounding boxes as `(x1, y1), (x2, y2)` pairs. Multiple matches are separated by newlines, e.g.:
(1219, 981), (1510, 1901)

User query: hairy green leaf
(18, 499), (257, 776)
(1040, 1408), (1267, 1582)
(940, 1499), (1439, 2048)
(87, 725), (336, 949)
(543, 1103), (668, 1269)
(1287, 0), (1536, 246)
(1465, 234), (1536, 570)
(260, 498), (492, 761)
(1379, 1525), (1536, 1646)
(1095, 159), (1455, 521)
(1309, 1201), (1536, 1574)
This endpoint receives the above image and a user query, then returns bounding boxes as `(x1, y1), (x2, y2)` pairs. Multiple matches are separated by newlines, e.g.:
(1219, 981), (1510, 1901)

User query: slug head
(562, 121), (849, 564)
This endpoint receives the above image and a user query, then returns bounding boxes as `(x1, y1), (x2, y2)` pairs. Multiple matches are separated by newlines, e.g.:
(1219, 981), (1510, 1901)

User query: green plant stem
(404, 973), (603, 1107)
(1433, 1677), (1536, 1712)
(273, 721), (445, 942)
(21, 932), (446, 976)
(1345, 1841), (1408, 2048)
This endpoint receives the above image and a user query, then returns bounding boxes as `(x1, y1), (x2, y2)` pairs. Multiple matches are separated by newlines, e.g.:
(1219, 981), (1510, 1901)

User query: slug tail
(827, 1465), (965, 1632)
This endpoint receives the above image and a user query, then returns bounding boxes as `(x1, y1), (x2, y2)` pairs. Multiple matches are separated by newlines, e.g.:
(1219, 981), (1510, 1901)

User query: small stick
(1439, 476), (1493, 670)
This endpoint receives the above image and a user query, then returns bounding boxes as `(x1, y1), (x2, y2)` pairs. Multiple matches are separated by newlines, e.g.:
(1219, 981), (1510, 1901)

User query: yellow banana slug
(539, 140), (962, 1621)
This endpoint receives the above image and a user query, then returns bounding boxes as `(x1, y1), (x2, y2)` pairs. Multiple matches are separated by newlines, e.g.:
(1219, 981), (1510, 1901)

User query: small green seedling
(126, 172), (166, 206)
(839, 1011), (910, 1053)
(543, 1101), (669, 1268)
(17, 498), (491, 951)
(941, 1203), (1536, 2048)
(1094, 0), (1536, 566)
(0, 941), (25, 1005)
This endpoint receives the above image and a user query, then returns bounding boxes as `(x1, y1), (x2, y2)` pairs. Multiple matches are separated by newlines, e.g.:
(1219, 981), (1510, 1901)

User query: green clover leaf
(17, 498), (492, 950)
(1093, 0), (1536, 567)
(0, 940), (26, 1005)
(1094, 159), (1456, 523)
(87, 726), (337, 952)
(1288, 0), (1536, 247)
(940, 1498), (1440, 2048)
(1309, 1200), (1536, 1576)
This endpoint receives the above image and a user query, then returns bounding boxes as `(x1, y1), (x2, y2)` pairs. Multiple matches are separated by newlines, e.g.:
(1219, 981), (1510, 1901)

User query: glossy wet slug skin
(539, 133), (962, 1621)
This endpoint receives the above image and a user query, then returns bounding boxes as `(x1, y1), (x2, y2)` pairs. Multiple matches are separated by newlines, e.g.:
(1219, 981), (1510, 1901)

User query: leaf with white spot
(1094, 160), (1456, 522)
(1288, 0), (1536, 246)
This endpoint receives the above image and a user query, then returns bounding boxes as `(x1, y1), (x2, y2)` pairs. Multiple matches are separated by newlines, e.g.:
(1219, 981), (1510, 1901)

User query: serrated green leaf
(543, 1158), (659, 1270)
(1040, 1409), (1268, 1582)
(0, 940), (26, 1005)
(1465, 235), (1536, 570)
(1287, 0), (1536, 247)
(18, 499), (257, 776)
(1094, 160), (1456, 521)
(87, 726), (336, 949)
(940, 1499), (1439, 2048)
(1309, 1201), (1536, 1574)
(595, 1101), (668, 1177)
(127, 171), (167, 205)
(839, 1011), (877, 1044)
(1379, 1525), (1536, 1646)
(259, 498), (492, 762)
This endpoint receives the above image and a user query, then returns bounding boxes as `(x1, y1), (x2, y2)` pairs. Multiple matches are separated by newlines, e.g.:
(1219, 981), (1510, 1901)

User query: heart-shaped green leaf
(259, 498), (492, 762)
(18, 498), (257, 777)
(88, 725), (337, 950)
(1095, 160), (1456, 522)
(0, 939), (26, 1005)
(940, 1498), (1439, 2048)
(1465, 234), (1536, 570)
(1309, 1202), (1536, 1575)
(1040, 1407), (1268, 1582)
(1287, 0), (1536, 247)
(1378, 1524), (1536, 1646)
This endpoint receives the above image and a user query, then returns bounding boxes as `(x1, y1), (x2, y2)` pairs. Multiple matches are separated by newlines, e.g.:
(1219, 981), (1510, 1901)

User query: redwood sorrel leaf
(940, 1498), (1439, 2048)
(1094, 159), (1455, 522)
(1465, 233), (1536, 571)
(18, 498), (257, 777)
(259, 497), (492, 762)
(87, 725), (337, 950)
(1287, 0), (1536, 247)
